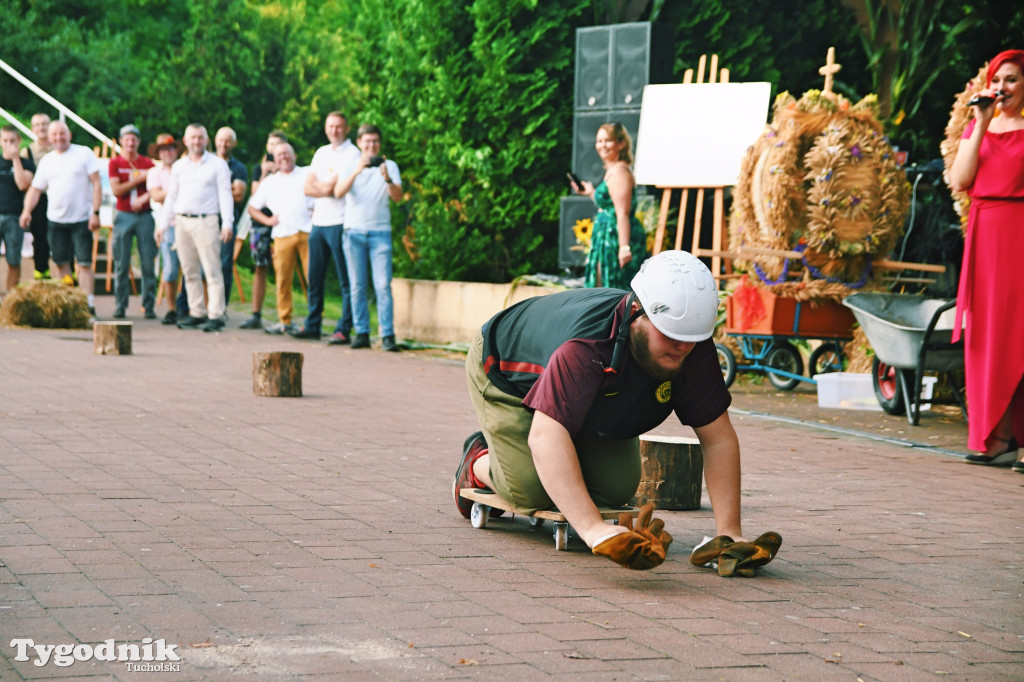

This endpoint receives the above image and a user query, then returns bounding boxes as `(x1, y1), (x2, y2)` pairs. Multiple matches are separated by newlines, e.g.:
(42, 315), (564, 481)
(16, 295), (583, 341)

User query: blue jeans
(344, 229), (393, 337)
(220, 222), (238, 303)
(0, 214), (26, 267)
(303, 223), (352, 335)
(160, 225), (179, 283)
(113, 210), (157, 313)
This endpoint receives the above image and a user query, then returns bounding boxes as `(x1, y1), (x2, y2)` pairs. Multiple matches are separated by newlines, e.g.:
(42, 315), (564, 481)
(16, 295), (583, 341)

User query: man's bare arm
(528, 411), (629, 548)
(110, 170), (148, 198)
(19, 186), (41, 229)
(304, 171), (338, 198)
(693, 411), (744, 540)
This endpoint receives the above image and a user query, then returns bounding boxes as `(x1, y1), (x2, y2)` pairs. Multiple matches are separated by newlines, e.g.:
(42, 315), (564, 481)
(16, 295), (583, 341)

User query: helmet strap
(606, 293), (643, 375)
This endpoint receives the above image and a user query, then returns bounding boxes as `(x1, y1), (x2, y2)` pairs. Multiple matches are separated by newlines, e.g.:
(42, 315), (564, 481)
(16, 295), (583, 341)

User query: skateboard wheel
(470, 501), (488, 529)
(529, 516), (543, 528)
(553, 522), (569, 550)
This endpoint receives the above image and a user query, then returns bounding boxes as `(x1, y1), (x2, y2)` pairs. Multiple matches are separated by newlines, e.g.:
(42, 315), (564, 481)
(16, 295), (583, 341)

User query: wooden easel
(651, 54), (731, 279)
(653, 49), (945, 281)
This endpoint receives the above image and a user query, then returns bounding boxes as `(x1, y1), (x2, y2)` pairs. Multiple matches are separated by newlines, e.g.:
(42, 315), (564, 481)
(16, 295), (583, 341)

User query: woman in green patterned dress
(575, 122), (647, 288)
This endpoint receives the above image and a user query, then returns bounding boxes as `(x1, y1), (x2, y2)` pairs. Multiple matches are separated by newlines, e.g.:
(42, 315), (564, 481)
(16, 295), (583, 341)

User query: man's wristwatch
(92, 210), (100, 216)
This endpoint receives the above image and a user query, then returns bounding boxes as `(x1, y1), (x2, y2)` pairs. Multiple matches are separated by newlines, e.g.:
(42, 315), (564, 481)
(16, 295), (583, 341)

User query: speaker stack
(560, 22), (670, 268)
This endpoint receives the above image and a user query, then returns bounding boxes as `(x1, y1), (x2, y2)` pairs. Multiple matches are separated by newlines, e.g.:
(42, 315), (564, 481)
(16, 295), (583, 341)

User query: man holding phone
(333, 124), (403, 351)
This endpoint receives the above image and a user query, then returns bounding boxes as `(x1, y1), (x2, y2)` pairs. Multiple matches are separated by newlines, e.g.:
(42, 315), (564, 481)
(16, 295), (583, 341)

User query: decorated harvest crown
(728, 50), (910, 301)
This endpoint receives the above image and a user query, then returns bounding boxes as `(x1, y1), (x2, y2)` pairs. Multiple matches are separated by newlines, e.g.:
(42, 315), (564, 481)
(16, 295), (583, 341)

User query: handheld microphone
(967, 90), (1006, 108)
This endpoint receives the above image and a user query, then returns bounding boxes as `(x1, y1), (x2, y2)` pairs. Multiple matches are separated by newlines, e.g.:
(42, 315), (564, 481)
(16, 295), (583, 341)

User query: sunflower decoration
(729, 69), (910, 302)
(572, 217), (594, 252)
(940, 63), (988, 232)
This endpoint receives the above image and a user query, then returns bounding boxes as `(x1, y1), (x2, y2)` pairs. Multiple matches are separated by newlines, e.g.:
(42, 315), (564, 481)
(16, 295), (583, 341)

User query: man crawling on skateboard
(455, 250), (781, 573)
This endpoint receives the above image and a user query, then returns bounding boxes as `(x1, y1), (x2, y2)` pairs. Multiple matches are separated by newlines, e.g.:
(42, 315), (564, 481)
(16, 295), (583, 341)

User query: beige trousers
(175, 215), (225, 320)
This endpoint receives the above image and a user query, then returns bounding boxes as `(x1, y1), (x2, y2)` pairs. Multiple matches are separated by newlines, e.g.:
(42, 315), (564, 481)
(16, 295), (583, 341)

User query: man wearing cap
(161, 123), (234, 333)
(19, 120), (103, 317)
(147, 134), (184, 324)
(108, 124), (157, 319)
(21, 113), (53, 280)
(453, 251), (780, 573)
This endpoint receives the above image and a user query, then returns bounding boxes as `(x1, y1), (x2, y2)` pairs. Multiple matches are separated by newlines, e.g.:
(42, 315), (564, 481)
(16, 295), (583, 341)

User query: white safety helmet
(630, 250), (720, 342)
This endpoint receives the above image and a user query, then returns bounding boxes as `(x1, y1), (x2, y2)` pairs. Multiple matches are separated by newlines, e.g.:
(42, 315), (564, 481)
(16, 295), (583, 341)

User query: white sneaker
(264, 322), (285, 335)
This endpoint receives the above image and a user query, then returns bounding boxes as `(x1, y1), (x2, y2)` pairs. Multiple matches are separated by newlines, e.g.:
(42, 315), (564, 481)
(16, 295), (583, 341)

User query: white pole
(0, 56), (119, 153)
(0, 105), (35, 140)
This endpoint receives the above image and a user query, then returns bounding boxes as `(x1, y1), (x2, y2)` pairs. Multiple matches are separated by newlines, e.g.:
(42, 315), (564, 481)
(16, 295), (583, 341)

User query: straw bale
(0, 282), (91, 329)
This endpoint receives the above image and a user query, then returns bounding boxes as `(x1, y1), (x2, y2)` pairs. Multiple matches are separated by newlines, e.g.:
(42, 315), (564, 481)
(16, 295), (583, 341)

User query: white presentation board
(633, 82), (772, 187)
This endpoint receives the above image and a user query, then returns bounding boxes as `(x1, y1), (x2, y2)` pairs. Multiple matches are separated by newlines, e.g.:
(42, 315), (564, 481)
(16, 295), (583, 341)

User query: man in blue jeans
(108, 124), (157, 319)
(290, 111), (360, 342)
(333, 124), (403, 351)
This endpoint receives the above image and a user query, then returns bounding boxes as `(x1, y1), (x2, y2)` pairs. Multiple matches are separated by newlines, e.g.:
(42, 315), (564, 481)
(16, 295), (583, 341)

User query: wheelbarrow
(842, 293), (967, 425)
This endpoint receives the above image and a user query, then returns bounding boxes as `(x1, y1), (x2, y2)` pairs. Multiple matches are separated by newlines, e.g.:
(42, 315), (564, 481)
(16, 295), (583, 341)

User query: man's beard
(631, 323), (686, 381)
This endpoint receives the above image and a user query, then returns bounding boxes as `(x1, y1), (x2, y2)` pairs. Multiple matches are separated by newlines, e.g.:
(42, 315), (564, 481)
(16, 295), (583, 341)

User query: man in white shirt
(290, 111), (360, 343)
(333, 124), (404, 352)
(19, 120), (102, 317)
(244, 143), (313, 332)
(160, 124), (234, 332)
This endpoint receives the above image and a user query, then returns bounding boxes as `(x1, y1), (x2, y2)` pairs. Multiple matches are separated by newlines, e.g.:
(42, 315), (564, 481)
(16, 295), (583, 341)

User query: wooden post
(252, 351), (303, 397)
(93, 321), (132, 355)
(630, 435), (703, 510)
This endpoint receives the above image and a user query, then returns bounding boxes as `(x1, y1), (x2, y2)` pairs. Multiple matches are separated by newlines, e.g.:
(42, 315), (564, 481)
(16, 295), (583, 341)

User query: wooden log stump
(253, 351), (303, 397)
(93, 321), (132, 355)
(630, 435), (703, 510)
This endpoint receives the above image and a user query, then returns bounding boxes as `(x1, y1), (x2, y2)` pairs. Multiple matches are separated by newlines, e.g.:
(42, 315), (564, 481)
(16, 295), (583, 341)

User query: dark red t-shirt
(109, 154), (155, 213)
(481, 288), (731, 440)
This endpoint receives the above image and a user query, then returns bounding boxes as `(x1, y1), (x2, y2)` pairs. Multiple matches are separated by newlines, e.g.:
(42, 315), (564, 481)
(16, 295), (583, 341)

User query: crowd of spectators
(0, 112), (403, 350)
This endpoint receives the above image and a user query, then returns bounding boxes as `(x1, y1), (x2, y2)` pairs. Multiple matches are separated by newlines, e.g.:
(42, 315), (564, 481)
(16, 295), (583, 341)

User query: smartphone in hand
(567, 172), (584, 192)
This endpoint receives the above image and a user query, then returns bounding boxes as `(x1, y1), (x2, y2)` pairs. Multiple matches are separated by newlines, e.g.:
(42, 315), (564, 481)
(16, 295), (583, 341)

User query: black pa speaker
(575, 23), (670, 112)
(559, 195), (597, 269)
(575, 26), (612, 110)
(571, 109), (641, 187)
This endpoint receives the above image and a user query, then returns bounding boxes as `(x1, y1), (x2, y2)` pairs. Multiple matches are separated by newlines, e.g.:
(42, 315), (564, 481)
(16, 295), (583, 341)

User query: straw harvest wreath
(729, 89), (910, 301)
(940, 63), (992, 232)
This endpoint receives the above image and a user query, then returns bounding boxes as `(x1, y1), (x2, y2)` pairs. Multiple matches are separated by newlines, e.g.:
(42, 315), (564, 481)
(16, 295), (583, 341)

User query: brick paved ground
(0, 302), (1021, 680)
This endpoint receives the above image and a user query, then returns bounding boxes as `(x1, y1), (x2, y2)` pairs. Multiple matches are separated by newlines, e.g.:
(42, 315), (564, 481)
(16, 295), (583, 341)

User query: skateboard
(459, 488), (638, 550)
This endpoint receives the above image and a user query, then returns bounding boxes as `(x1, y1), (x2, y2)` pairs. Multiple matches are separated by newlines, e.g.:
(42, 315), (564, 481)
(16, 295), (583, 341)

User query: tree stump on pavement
(93, 321), (132, 355)
(253, 351), (303, 397)
(630, 435), (703, 510)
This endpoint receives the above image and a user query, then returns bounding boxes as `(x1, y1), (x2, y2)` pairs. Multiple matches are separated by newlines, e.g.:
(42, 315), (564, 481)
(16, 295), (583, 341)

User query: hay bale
(844, 325), (874, 374)
(0, 281), (91, 329)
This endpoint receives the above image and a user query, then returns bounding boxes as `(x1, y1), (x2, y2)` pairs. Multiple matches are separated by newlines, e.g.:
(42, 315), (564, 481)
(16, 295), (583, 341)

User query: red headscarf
(986, 49), (1024, 87)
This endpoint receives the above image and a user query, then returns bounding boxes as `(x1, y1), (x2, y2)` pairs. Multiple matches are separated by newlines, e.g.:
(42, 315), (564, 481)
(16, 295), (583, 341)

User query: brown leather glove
(717, 531), (783, 577)
(592, 504), (673, 570)
(689, 535), (735, 566)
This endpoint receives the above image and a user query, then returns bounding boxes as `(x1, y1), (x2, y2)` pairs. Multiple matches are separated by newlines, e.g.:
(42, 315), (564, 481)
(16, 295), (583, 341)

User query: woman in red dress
(949, 50), (1024, 469)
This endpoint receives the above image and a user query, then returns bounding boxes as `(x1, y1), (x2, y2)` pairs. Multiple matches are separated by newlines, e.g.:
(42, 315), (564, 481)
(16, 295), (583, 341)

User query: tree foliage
(1, 0), (1019, 282)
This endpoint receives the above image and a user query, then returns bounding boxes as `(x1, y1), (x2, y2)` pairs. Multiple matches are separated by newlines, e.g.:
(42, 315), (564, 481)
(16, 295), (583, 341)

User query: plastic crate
(814, 373), (937, 411)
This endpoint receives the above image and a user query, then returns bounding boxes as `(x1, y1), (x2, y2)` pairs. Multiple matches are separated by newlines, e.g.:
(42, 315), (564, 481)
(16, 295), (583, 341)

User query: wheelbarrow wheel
(715, 343), (737, 388)
(766, 342), (803, 390)
(809, 342), (846, 376)
(872, 356), (906, 415)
